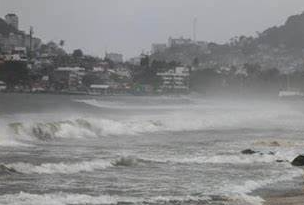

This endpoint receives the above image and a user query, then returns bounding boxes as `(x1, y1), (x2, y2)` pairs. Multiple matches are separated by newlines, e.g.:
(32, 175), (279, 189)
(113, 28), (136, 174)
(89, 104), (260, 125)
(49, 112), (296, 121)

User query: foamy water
(0, 94), (304, 205)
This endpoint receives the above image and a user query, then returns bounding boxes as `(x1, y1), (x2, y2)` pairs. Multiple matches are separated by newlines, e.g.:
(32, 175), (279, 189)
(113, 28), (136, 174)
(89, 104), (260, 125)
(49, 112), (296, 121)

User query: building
(52, 67), (85, 90)
(157, 67), (190, 92)
(8, 47), (27, 61)
(168, 37), (192, 48)
(24, 35), (42, 51)
(5, 14), (19, 30)
(151, 43), (167, 54)
(0, 34), (5, 52)
(105, 53), (123, 63)
(128, 56), (141, 66)
(89, 84), (110, 95)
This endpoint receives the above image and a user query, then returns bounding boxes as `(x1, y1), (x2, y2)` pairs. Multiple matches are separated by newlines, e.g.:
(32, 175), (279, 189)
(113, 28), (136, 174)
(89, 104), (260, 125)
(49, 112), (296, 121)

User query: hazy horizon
(1, 0), (304, 59)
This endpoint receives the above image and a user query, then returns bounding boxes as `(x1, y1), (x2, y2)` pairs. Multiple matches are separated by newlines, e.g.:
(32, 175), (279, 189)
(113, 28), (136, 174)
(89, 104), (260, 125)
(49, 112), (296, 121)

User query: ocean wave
(0, 192), (139, 205)
(6, 159), (113, 174)
(136, 152), (292, 165)
(4, 118), (164, 142)
(1, 98), (304, 145)
(0, 192), (211, 205)
(75, 99), (201, 110)
(7, 119), (99, 141)
(224, 167), (304, 205)
(5, 155), (148, 175)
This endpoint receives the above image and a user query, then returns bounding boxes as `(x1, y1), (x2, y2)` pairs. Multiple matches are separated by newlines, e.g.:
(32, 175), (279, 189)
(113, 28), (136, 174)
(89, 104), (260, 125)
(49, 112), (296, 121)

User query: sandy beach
(264, 193), (304, 205)
(263, 179), (304, 205)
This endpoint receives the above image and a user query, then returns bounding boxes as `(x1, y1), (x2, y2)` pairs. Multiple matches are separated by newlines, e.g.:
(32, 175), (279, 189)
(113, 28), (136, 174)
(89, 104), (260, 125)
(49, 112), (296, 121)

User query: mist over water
(0, 94), (304, 205)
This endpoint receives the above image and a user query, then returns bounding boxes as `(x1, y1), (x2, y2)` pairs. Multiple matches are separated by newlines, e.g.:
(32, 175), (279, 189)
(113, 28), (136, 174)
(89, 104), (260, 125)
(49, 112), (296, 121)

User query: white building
(168, 37), (192, 48)
(105, 53), (123, 63)
(157, 67), (190, 92)
(5, 14), (19, 30)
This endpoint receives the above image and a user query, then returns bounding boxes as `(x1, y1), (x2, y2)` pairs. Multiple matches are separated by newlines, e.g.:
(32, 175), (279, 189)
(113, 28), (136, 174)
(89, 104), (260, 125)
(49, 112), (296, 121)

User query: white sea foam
(225, 167), (304, 205)
(1, 97), (303, 144)
(0, 192), (210, 205)
(75, 99), (202, 110)
(138, 151), (294, 165)
(7, 159), (113, 174)
(77, 98), (304, 133)
(0, 192), (139, 205)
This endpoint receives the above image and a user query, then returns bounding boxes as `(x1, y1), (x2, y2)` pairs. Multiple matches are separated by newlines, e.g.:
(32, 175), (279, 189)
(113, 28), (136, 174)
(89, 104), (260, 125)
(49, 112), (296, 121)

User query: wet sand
(264, 194), (304, 205)
(263, 182), (304, 205)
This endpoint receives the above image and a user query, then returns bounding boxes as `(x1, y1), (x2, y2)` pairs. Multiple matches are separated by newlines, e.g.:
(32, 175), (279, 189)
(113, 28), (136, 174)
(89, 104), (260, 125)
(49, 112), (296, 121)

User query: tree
(140, 55), (149, 67)
(72, 49), (83, 59)
(59, 40), (65, 47)
(0, 61), (29, 88)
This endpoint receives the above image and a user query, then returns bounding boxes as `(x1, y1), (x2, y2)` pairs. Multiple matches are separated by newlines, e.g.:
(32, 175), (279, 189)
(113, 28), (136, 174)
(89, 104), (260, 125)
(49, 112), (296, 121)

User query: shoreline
(263, 192), (304, 205)
(257, 176), (304, 205)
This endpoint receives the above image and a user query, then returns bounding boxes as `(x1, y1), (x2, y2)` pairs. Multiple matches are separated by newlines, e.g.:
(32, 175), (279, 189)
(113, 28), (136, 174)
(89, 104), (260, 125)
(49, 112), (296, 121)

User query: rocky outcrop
(0, 164), (18, 176)
(241, 149), (257, 155)
(291, 155), (304, 166)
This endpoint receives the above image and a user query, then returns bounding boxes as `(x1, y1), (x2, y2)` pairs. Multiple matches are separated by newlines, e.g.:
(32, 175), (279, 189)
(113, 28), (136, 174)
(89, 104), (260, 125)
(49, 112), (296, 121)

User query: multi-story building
(105, 53), (123, 63)
(24, 35), (42, 51)
(52, 67), (86, 90)
(168, 37), (192, 48)
(0, 33), (23, 53)
(128, 56), (141, 66)
(151, 43), (167, 54)
(5, 14), (19, 30)
(0, 34), (5, 52)
(157, 67), (190, 92)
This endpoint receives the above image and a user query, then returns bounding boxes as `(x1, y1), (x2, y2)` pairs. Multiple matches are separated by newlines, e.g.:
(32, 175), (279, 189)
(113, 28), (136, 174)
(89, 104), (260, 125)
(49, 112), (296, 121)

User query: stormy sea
(0, 93), (303, 205)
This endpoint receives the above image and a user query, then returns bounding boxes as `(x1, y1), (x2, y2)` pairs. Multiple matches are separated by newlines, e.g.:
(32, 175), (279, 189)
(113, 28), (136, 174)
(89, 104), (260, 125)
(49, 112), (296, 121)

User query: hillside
(258, 12), (304, 49)
(151, 12), (304, 72)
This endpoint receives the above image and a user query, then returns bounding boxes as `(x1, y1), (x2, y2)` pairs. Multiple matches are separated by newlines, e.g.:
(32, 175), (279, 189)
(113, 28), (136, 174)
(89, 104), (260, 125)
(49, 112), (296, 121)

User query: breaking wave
(136, 150), (297, 165)
(4, 155), (147, 175)
(225, 167), (304, 205)
(4, 150), (298, 175)
(2, 108), (303, 145)
(0, 97), (303, 147)
(6, 159), (113, 174)
(0, 192), (211, 205)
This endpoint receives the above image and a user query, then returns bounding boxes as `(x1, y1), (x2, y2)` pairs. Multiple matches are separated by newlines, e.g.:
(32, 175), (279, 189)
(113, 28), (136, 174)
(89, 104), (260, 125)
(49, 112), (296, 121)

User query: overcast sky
(1, 0), (304, 59)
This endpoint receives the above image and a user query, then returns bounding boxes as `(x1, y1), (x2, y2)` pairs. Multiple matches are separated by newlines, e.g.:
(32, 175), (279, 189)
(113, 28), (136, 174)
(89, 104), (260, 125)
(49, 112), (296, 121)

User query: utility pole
(29, 26), (33, 61)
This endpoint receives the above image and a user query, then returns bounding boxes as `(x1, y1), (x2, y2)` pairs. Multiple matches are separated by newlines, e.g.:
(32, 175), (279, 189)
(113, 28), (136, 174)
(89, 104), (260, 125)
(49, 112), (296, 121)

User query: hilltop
(151, 12), (304, 72)
(258, 12), (304, 49)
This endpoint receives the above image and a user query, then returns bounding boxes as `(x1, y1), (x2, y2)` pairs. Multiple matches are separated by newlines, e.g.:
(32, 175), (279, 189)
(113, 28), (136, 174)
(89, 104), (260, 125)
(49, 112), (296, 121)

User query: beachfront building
(157, 67), (190, 92)
(3, 47), (27, 62)
(89, 84), (110, 95)
(52, 67), (85, 90)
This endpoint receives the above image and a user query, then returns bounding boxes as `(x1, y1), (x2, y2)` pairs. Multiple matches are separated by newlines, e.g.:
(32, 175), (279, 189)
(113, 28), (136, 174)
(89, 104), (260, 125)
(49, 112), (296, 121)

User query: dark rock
(291, 155), (304, 166)
(269, 151), (275, 155)
(269, 141), (280, 147)
(276, 160), (284, 163)
(0, 164), (18, 176)
(241, 149), (257, 155)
